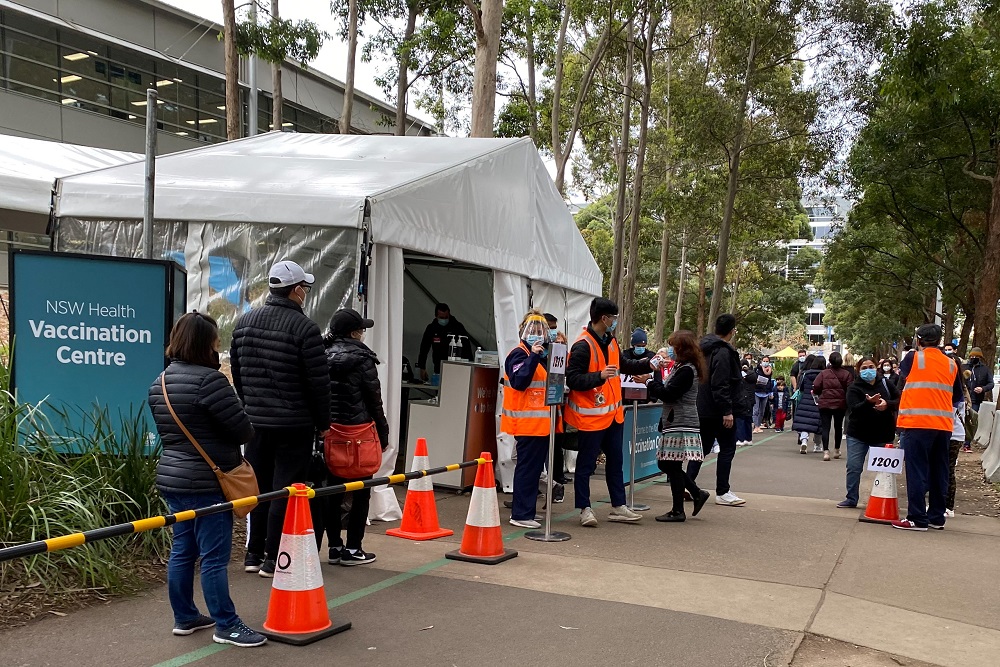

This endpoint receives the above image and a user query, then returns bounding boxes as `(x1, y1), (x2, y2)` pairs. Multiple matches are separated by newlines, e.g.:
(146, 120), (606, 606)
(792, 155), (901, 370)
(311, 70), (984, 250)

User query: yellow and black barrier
(0, 457), (487, 563)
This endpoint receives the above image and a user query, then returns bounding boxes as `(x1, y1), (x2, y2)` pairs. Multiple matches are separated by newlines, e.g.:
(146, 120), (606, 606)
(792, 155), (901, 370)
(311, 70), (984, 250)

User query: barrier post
(525, 406), (571, 543)
(627, 398), (651, 511)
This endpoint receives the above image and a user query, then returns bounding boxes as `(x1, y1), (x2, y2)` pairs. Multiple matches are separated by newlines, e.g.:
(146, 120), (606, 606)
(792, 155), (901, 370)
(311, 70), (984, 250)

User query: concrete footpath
(3, 431), (998, 666)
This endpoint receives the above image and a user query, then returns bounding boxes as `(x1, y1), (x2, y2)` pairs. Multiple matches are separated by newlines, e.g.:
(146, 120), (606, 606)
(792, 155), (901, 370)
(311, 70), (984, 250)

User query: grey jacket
(648, 363), (700, 432)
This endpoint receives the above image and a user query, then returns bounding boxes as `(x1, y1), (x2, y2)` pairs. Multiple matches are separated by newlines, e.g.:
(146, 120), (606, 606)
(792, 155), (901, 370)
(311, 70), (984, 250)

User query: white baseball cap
(268, 260), (315, 288)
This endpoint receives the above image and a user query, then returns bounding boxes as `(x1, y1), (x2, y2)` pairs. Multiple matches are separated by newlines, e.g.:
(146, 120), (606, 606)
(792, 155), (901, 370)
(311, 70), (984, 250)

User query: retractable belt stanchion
(526, 341), (571, 543)
(624, 382), (651, 512)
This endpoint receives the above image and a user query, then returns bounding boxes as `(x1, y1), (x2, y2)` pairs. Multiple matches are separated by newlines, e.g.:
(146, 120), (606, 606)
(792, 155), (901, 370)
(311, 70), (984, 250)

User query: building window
(809, 334), (826, 345)
(807, 312), (825, 326)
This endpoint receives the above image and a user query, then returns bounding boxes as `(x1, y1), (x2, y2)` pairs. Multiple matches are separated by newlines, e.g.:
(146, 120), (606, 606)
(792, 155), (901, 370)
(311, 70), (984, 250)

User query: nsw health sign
(622, 404), (662, 483)
(10, 251), (185, 445)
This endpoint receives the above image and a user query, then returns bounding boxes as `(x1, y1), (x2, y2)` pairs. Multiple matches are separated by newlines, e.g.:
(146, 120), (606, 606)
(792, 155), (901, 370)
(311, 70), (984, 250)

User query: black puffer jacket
(327, 337), (391, 449)
(698, 335), (757, 418)
(230, 295), (330, 431)
(792, 369), (822, 434)
(150, 361), (254, 494)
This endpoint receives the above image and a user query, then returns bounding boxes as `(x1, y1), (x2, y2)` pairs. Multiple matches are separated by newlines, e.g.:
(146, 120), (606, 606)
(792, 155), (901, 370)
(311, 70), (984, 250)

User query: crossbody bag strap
(160, 373), (220, 472)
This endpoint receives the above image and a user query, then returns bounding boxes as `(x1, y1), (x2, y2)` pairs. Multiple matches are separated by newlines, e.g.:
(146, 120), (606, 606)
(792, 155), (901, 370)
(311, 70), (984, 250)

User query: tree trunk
(623, 10), (659, 338)
(396, 5), (419, 135)
(339, 0), (359, 134)
(697, 261), (707, 338)
(972, 161), (1000, 368)
(271, 0), (282, 130)
(729, 246), (744, 313)
(708, 34), (757, 323)
(524, 2), (538, 144)
(673, 231), (688, 333)
(959, 310), (974, 358)
(654, 33), (674, 345)
(469, 0), (504, 138)
(609, 17), (635, 308)
(222, 0), (240, 140)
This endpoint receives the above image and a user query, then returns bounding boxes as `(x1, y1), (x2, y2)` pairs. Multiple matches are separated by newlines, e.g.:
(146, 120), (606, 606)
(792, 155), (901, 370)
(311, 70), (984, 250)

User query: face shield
(521, 315), (548, 348)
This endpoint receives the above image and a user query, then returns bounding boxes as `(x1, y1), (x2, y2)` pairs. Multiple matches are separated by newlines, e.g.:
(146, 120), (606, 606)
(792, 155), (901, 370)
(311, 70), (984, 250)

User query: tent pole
(142, 88), (157, 260)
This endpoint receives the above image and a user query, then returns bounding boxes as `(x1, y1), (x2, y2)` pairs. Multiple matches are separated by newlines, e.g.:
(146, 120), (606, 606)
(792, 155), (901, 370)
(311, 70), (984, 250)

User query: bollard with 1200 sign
(866, 446), (904, 473)
(526, 342), (571, 543)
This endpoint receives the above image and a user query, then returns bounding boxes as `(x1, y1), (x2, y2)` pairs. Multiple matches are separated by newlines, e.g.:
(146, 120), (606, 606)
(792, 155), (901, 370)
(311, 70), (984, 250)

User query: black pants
(687, 415), (738, 495)
(312, 473), (372, 552)
(819, 408), (846, 452)
(658, 460), (701, 513)
(245, 426), (315, 560)
(947, 438), (962, 511)
(553, 432), (574, 483)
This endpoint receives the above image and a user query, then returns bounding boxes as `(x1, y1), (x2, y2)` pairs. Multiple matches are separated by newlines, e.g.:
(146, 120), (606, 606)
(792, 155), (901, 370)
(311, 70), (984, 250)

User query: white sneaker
(711, 443), (721, 454)
(715, 492), (746, 506)
(944, 509), (955, 518)
(509, 518), (541, 529)
(580, 507), (598, 527)
(813, 444), (822, 453)
(800, 443), (807, 454)
(608, 505), (642, 522)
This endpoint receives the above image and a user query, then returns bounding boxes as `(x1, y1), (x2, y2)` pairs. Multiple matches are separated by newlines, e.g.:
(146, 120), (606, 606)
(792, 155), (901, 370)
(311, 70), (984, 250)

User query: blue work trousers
(512, 435), (549, 521)
(574, 421), (626, 510)
(901, 428), (951, 528)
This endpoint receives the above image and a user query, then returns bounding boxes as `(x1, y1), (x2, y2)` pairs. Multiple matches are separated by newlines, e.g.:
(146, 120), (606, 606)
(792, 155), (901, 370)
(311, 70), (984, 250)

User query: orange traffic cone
(386, 438), (454, 541)
(261, 483), (351, 645)
(446, 452), (517, 565)
(860, 446), (900, 524)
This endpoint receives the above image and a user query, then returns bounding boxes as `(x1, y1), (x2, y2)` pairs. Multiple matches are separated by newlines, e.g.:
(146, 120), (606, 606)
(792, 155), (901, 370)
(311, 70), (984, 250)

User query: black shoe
(173, 613), (215, 636)
(553, 482), (565, 503)
(340, 548), (376, 566)
(683, 490), (694, 502)
(655, 510), (686, 522)
(692, 490), (710, 517)
(213, 621), (267, 647)
(557, 476), (573, 484)
(243, 553), (263, 573)
(258, 559), (275, 578)
(328, 546), (344, 564)
(503, 500), (514, 509)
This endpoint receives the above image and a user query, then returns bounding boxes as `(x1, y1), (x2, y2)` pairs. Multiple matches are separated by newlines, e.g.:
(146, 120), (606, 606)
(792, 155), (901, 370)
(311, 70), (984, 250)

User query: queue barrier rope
(0, 457), (488, 563)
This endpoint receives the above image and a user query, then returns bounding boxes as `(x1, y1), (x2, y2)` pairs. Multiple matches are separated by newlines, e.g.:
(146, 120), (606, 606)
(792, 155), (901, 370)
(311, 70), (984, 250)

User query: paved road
(3, 431), (997, 666)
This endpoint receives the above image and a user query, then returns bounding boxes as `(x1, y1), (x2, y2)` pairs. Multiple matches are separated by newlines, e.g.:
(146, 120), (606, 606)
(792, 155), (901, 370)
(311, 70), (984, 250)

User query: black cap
(916, 323), (942, 345)
(330, 308), (374, 336)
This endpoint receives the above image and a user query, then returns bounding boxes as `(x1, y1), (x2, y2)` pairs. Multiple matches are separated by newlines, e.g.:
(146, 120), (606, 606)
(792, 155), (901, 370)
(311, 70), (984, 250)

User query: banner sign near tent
(622, 404), (661, 483)
(10, 251), (185, 447)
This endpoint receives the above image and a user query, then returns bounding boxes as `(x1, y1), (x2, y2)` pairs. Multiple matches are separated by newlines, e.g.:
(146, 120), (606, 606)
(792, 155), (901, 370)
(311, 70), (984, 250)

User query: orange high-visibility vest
(564, 331), (624, 431)
(501, 343), (551, 437)
(898, 348), (957, 432)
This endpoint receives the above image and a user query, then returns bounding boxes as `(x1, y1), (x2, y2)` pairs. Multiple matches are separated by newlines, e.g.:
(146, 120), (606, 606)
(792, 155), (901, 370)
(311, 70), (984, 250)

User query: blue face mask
(860, 368), (878, 382)
(526, 335), (545, 349)
(604, 316), (618, 334)
(437, 317), (449, 327)
(634, 346), (646, 355)
(549, 328), (559, 342)
(666, 346), (676, 360)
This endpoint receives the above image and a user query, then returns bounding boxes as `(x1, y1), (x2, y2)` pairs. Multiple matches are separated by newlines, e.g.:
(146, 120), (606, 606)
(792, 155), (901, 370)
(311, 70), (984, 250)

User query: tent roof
(0, 135), (139, 233)
(55, 133), (601, 295)
(772, 346), (801, 358)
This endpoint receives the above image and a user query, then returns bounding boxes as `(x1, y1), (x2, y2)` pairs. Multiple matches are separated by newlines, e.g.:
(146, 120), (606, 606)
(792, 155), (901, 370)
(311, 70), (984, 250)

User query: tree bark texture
(609, 17), (635, 309)
(959, 311), (974, 358)
(340, 0), (359, 134)
(972, 155), (1000, 368)
(271, 0), (282, 129)
(222, 0), (240, 140)
(468, 0), (504, 138)
(396, 5), (419, 135)
(673, 231), (688, 333)
(655, 35), (674, 345)
(697, 261), (707, 338)
(525, 3), (538, 143)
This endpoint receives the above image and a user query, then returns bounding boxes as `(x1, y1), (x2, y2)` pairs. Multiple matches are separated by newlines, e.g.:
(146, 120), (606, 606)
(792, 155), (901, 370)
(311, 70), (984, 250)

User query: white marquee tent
(53, 132), (602, 520)
(0, 135), (139, 234)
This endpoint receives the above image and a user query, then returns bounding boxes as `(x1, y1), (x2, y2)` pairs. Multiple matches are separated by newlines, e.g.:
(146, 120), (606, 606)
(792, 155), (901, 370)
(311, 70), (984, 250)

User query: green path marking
(153, 432), (781, 666)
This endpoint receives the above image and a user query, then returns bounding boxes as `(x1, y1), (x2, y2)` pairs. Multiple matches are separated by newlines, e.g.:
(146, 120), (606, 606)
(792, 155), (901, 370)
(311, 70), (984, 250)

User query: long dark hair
(668, 330), (707, 380)
(807, 355), (827, 371)
(166, 311), (219, 368)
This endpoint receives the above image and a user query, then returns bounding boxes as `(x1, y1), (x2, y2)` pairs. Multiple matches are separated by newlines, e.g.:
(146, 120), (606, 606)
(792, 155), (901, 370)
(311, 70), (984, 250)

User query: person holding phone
(838, 357), (900, 508)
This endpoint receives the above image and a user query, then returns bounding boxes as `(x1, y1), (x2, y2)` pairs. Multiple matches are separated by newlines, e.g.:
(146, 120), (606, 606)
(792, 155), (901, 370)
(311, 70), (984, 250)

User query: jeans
(575, 421), (626, 509)
(947, 439), (962, 510)
(752, 396), (769, 429)
(901, 428), (951, 527)
(658, 460), (701, 513)
(245, 426), (316, 559)
(163, 491), (240, 629)
(844, 436), (871, 505)
(819, 408), (846, 451)
(735, 416), (753, 444)
(312, 473), (373, 551)
(511, 435), (548, 520)
(688, 416), (738, 495)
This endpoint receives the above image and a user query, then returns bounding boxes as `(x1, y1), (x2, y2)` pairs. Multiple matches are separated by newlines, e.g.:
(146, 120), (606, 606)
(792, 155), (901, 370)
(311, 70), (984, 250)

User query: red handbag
(324, 421), (382, 479)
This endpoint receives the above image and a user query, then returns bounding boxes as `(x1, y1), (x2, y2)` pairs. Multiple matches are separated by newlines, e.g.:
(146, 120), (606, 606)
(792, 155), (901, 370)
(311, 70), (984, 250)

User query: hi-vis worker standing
(893, 323), (964, 532)
(502, 311), (556, 529)
(565, 298), (659, 527)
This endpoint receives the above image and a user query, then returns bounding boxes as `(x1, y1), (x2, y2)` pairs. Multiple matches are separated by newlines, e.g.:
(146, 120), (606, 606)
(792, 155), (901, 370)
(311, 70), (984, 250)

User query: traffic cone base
(859, 470), (900, 524)
(446, 453), (518, 565)
(386, 438), (454, 541)
(260, 483), (352, 646)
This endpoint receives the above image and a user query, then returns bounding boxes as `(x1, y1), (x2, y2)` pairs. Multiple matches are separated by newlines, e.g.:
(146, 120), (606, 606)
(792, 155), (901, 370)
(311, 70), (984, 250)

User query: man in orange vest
(565, 298), (658, 527)
(893, 323), (964, 531)
(502, 311), (555, 529)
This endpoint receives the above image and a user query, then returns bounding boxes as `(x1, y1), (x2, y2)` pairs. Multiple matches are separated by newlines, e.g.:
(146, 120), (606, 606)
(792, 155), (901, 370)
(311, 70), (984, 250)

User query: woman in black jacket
(791, 355), (824, 454)
(148, 312), (264, 648)
(838, 357), (900, 508)
(315, 308), (390, 566)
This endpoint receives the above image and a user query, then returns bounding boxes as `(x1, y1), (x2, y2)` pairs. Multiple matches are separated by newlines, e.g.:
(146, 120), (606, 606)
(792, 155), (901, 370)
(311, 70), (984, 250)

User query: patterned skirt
(657, 430), (705, 462)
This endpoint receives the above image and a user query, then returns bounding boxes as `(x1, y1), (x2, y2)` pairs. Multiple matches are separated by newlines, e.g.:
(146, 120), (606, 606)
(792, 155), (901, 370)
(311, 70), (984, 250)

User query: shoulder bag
(160, 375), (259, 518)
(324, 422), (382, 479)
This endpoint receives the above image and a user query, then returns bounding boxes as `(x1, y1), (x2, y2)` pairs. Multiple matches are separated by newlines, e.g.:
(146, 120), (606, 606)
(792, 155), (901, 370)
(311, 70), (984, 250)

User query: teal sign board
(10, 251), (184, 444)
(622, 404), (662, 483)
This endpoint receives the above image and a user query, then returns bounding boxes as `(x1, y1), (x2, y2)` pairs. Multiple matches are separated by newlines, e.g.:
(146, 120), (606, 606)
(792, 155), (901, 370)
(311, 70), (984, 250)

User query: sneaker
(692, 490), (711, 516)
(944, 509), (956, 518)
(823, 451), (831, 461)
(608, 505), (642, 522)
(173, 614), (215, 636)
(503, 500), (514, 509)
(929, 523), (945, 531)
(813, 444), (822, 453)
(891, 519), (928, 532)
(328, 546), (343, 564)
(509, 518), (541, 529)
(711, 443), (721, 454)
(836, 500), (857, 508)
(655, 510), (686, 522)
(552, 483), (565, 504)
(961, 446), (972, 453)
(580, 507), (598, 527)
(683, 489), (694, 502)
(258, 559), (275, 578)
(834, 449), (841, 459)
(243, 553), (263, 573)
(213, 621), (267, 648)
(340, 548), (376, 566)
(800, 443), (807, 454)
(715, 492), (746, 506)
